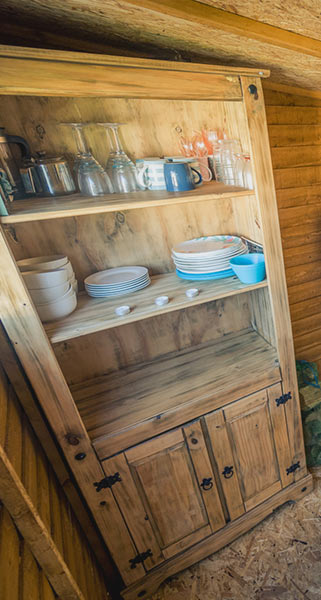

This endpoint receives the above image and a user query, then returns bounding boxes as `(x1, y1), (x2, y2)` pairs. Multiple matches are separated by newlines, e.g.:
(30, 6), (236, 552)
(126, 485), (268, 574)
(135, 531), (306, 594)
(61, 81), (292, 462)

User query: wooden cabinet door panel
(103, 453), (164, 571)
(206, 388), (292, 515)
(184, 420), (225, 532)
(125, 425), (224, 560)
(225, 390), (281, 510)
(205, 410), (245, 521)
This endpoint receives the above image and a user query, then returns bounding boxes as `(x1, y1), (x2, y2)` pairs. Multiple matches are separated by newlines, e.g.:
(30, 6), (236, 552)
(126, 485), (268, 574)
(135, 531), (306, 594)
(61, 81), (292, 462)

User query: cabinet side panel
(241, 76), (307, 478)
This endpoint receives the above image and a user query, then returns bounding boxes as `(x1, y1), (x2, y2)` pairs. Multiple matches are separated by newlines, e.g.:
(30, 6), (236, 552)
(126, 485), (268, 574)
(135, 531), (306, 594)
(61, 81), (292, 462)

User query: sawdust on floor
(151, 474), (321, 600)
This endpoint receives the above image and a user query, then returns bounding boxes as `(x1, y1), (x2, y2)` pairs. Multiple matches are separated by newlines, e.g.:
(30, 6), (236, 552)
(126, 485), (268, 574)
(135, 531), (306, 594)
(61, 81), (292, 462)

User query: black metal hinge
(129, 549), (153, 569)
(275, 392), (292, 407)
(94, 472), (121, 492)
(286, 461), (300, 476)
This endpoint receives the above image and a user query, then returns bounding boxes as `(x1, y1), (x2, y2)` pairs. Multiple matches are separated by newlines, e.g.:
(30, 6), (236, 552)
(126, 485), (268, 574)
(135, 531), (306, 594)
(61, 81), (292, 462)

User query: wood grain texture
(265, 87), (321, 373)
(0, 326), (112, 578)
(0, 227), (143, 585)
(122, 474), (313, 600)
(0, 184), (253, 224)
(241, 76), (307, 479)
(205, 410), (245, 521)
(44, 275), (267, 344)
(184, 420), (226, 532)
(0, 364), (109, 600)
(125, 429), (210, 554)
(73, 329), (280, 458)
(53, 294), (252, 386)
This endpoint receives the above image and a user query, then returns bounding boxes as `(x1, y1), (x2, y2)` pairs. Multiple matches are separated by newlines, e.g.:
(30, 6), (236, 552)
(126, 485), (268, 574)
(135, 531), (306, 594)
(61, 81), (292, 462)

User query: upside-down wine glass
(97, 123), (138, 193)
(61, 123), (113, 196)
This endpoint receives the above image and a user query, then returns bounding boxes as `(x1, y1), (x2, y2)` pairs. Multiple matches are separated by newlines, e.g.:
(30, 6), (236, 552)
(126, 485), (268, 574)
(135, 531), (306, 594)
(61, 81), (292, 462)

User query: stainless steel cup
(35, 152), (76, 196)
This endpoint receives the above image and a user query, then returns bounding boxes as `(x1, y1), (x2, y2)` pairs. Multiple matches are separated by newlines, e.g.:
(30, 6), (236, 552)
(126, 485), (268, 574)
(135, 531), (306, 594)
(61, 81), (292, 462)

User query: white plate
(85, 266), (148, 287)
(85, 276), (150, 291)
(86, 280), (151, 297)
(172, 236), (244, 258)
(85, 274), (149, 290)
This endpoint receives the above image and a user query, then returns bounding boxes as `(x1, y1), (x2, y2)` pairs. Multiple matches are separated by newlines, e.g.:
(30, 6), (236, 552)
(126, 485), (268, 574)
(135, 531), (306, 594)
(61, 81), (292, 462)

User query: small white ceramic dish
(29, 280), (70, 304)
(185, 288), (199, 298)
(36, 287), (77, 322)
(22, 268), (69, 289)
(114, 305), (130, 316)
(155, 295), (169, 306)
(18, 255), (68, 272)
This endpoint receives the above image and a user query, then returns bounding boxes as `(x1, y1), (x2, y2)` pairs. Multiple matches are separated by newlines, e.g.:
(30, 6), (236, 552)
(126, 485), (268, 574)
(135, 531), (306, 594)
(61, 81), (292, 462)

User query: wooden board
(241, 76), (307, 479)
(0, 184), (253, 224)
(72, 329), (281, 458)
(44, 274), (268, 344)
(0, 227), (145, 585)
(53, 294), (252, 386)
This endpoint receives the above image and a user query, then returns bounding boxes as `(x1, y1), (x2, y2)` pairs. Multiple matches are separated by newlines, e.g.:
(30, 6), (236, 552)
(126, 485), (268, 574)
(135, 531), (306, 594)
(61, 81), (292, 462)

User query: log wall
(264, 85), (321, 375)
(0, 362), (109, 600)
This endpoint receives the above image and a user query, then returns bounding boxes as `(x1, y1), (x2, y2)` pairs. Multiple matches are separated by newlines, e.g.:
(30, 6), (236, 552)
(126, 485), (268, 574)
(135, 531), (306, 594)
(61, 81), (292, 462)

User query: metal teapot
(0, 127), (31, 199)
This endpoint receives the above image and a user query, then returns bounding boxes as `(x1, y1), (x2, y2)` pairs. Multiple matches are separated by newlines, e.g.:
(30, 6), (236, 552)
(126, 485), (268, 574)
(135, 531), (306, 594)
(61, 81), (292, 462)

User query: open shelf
(1, 182), (254, 224)
(72, 329), (281, 459)
(44, 272), (268, 343)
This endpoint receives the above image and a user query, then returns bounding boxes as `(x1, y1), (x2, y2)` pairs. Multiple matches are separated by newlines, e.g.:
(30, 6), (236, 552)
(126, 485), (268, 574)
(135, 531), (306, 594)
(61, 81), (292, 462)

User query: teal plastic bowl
(229, 253), (266, 284)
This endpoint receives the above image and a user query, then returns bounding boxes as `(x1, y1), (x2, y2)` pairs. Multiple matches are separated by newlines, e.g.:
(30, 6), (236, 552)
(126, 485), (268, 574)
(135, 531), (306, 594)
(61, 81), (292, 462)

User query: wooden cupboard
(0, 45), (312, 599)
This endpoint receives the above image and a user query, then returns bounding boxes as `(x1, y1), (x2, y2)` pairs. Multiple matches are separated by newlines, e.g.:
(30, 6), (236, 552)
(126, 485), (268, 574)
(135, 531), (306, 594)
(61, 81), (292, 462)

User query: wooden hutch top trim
(0, 44), (270, 77)
(0, 44), (269, 98)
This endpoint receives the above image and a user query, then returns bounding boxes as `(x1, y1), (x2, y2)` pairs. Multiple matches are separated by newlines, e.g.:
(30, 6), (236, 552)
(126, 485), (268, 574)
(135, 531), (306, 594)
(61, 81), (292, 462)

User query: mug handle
(199, 164), (213, 182)
(191, 167), (202, 186)
(136, 164), (151, 189)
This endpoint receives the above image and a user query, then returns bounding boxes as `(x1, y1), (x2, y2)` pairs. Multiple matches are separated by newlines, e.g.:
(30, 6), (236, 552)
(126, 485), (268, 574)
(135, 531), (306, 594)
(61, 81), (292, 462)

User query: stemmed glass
(61, 123), (113, 196)
(97, 123), (138, 194)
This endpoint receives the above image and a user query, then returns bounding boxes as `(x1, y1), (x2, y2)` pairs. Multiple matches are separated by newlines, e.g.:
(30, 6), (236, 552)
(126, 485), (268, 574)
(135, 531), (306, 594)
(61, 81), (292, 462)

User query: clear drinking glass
(61, 123), (113, 196)
(219, 140), (242, 185)
(234, 154), (245, 187)
(243, 155), (254, 189)
(98, 123), (138, 193)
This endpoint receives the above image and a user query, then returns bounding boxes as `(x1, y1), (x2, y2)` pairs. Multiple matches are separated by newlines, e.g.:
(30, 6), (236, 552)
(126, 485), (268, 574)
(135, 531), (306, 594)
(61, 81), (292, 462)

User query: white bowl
(22, 268), (69, 289)
(18, 255), (68, 272)
(36, 288), (77, 322)
(58, 261), (74, 279)
(29, 281), (70, 304)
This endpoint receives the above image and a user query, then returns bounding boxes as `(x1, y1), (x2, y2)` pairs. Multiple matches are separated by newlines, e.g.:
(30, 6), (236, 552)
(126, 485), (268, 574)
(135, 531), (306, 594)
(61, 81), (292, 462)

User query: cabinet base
(121, 474), (313, 600)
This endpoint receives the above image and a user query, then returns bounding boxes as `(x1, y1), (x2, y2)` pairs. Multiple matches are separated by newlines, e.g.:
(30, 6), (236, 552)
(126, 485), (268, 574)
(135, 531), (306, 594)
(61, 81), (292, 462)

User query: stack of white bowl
(17, 255), (78, 322)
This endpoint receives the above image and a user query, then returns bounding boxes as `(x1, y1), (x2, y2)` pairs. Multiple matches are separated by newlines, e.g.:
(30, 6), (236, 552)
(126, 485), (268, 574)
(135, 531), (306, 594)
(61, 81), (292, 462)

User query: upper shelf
(44, 271), (268, 344)
(0, 183), (254, 224)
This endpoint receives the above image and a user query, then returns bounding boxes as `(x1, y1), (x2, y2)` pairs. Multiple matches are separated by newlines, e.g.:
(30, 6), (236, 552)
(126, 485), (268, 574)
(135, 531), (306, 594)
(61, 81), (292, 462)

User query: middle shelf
(44, 272), (269, 343)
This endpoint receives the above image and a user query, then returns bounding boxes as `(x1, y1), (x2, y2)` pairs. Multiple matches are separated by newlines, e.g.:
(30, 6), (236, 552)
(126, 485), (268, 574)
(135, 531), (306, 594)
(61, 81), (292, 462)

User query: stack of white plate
(85, 266), (150, 298)
(17, 255), (78, 322)
(172, 235), (248, 281)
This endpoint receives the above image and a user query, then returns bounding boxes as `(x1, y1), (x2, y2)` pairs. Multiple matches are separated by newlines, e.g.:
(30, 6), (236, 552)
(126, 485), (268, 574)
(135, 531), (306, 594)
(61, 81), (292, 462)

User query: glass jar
(219, 140), (242, 185)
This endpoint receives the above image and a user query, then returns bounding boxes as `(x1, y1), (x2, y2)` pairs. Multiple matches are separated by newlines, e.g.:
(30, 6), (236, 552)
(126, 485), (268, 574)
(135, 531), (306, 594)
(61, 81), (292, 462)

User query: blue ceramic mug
(164, 161), (202, 192)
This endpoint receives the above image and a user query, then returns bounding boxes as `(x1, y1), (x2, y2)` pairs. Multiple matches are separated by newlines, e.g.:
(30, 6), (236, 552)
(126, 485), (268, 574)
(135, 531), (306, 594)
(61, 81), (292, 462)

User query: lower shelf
(72, 328), (281, 459)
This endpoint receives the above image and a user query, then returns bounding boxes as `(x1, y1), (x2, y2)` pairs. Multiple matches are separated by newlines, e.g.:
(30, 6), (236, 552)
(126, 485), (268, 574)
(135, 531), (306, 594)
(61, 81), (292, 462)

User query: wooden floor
(151, 474), (321, 600)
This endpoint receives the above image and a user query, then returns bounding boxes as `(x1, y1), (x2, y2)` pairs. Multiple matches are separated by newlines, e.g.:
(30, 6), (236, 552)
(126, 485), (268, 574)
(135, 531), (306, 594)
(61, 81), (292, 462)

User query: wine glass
(97, 123), (138, 194)
(61, 123), (113, 196)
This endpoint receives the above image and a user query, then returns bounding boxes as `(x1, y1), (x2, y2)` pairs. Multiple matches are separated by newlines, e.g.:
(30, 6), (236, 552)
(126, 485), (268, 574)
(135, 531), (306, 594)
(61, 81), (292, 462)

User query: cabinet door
(205, 385), (293, 516)
(123, 424), (225, 563)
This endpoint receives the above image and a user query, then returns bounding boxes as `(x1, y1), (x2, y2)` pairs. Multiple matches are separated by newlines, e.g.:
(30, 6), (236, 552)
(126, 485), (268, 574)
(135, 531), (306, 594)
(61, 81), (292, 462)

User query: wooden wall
(264, 85), (321, 374)
(0, 362), (109, 600)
